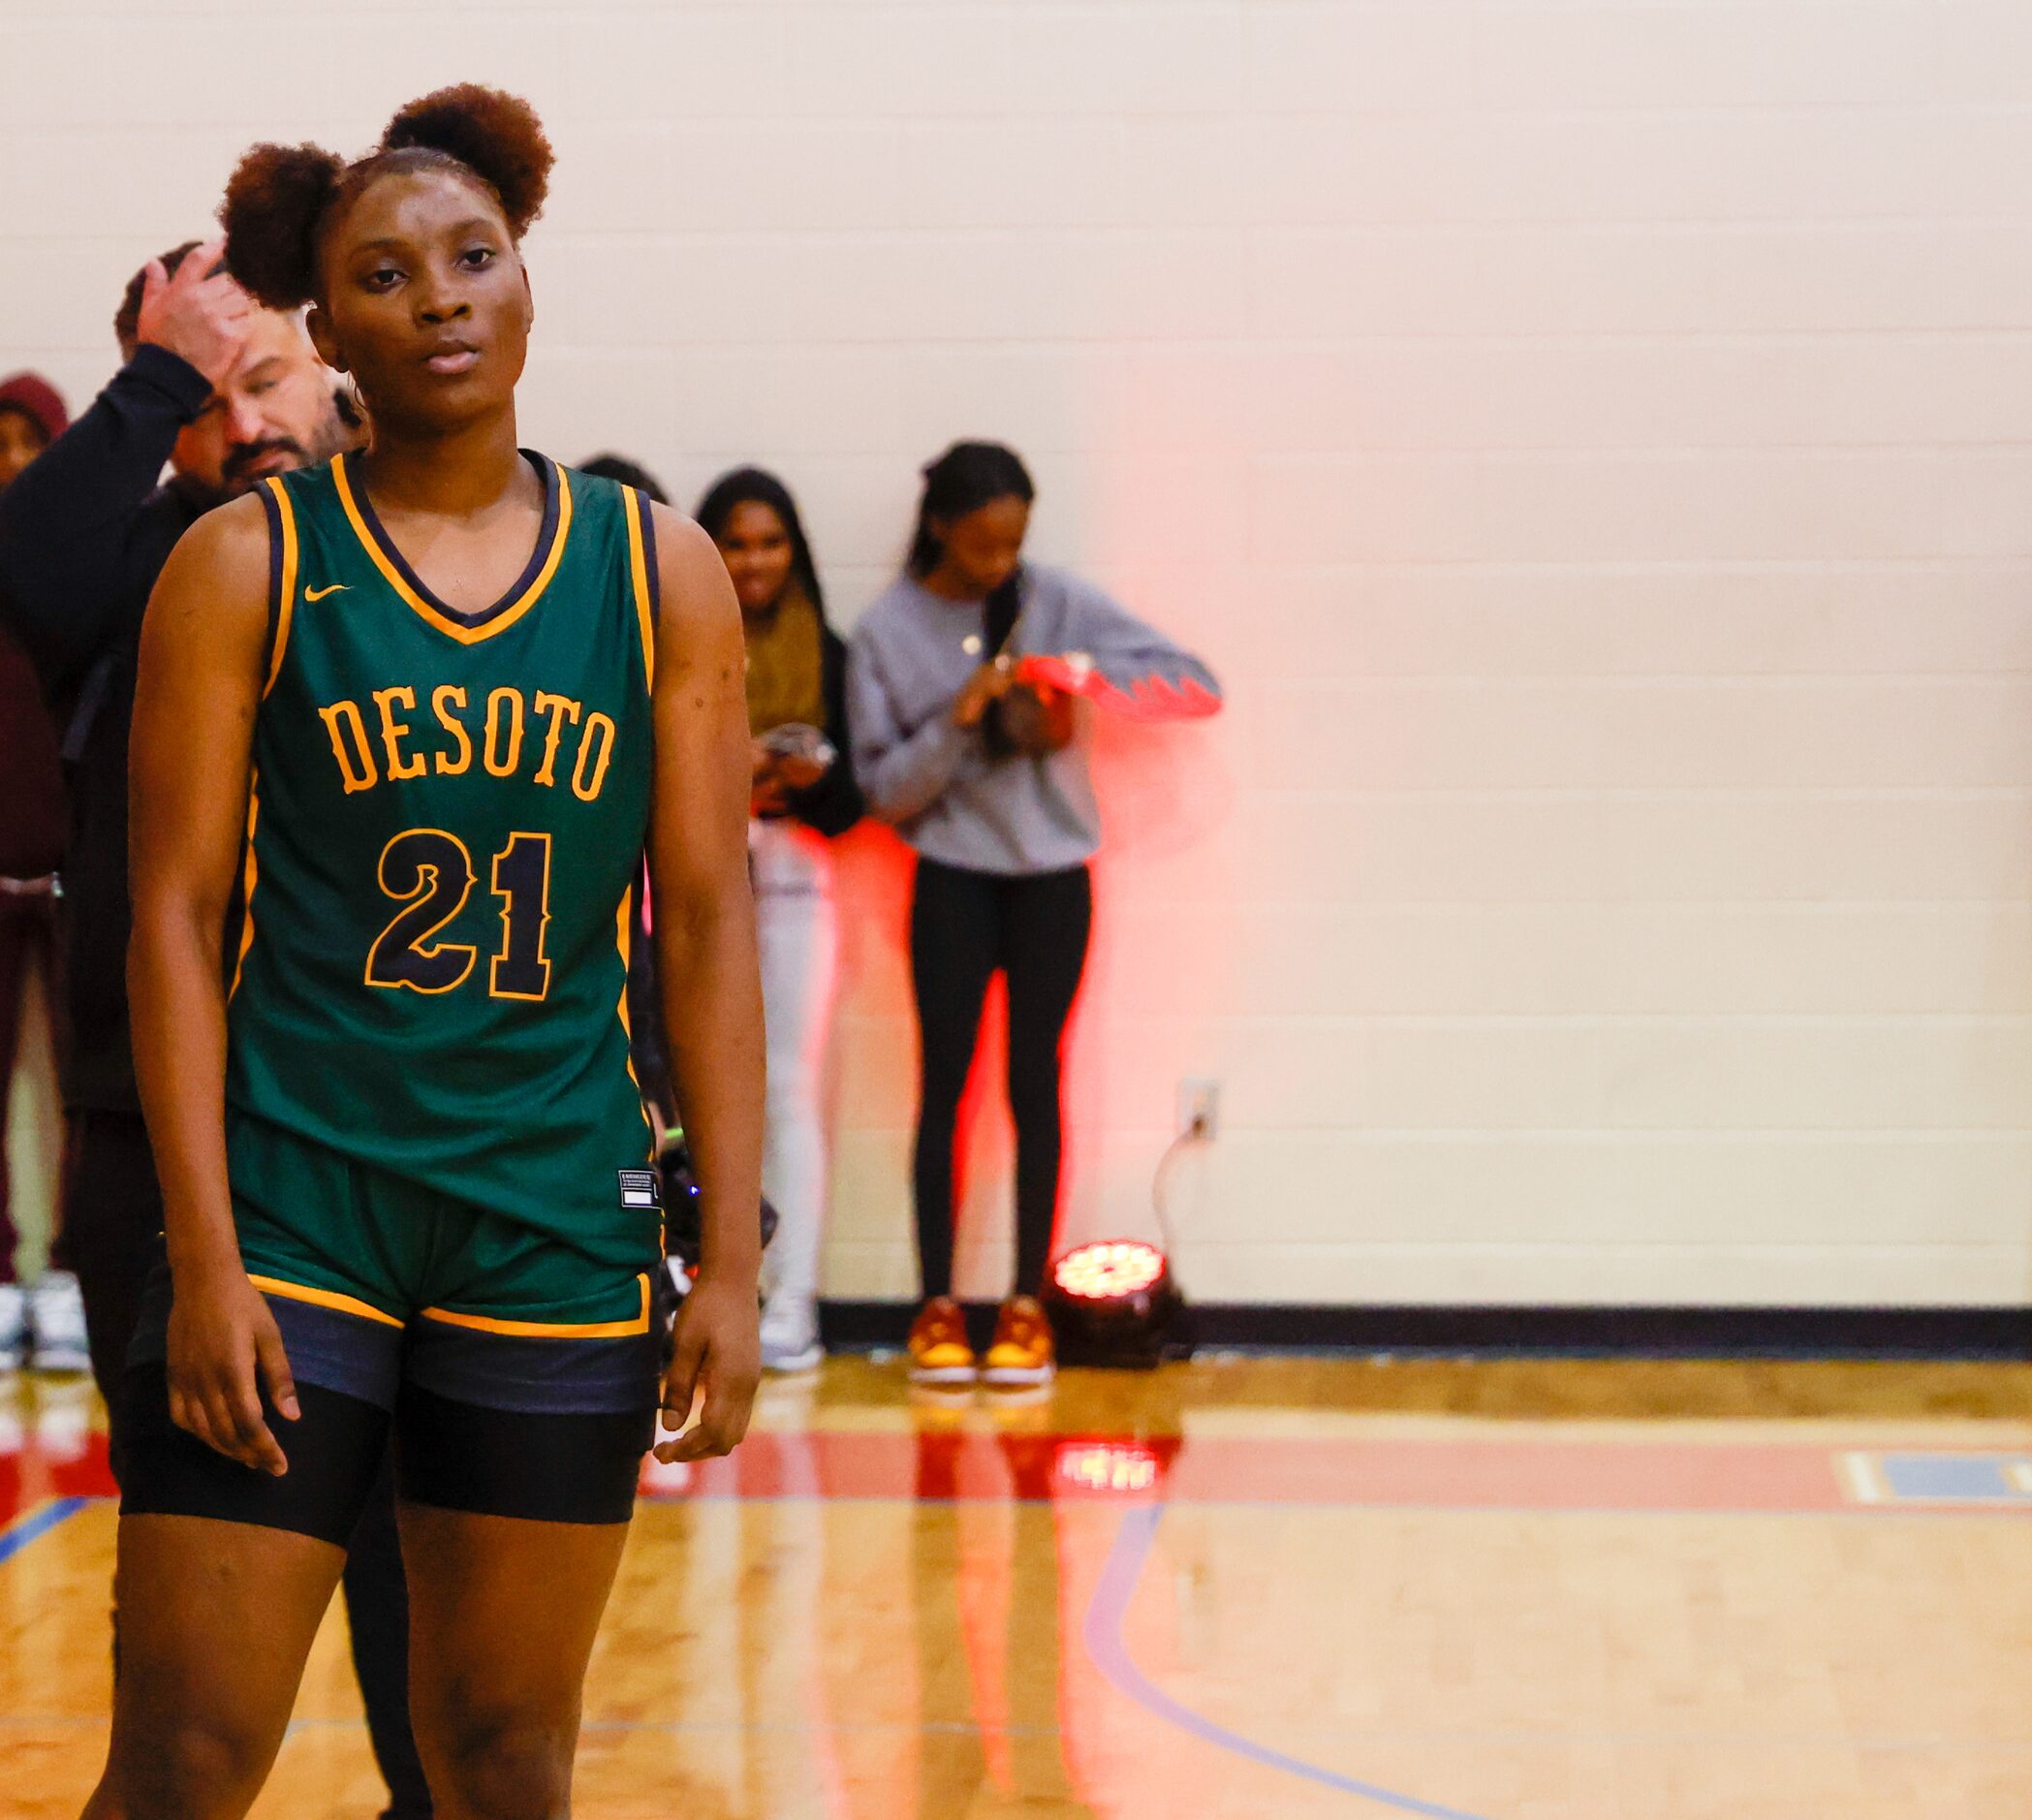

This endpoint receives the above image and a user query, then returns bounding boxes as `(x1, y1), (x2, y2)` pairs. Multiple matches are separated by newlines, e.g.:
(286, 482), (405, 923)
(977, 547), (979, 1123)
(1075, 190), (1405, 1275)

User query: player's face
(0, 408), (48, 492)
(311, 171), (531, 436)
(929, 494), (1030, 599)
(715, 500), (797, 614)
(171, 310), (339, 499)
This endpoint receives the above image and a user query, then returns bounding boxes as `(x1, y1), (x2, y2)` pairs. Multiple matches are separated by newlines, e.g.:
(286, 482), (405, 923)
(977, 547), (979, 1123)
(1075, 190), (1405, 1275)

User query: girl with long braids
(90, 87), (763, 1817)
(848, 442), (1220, 1388)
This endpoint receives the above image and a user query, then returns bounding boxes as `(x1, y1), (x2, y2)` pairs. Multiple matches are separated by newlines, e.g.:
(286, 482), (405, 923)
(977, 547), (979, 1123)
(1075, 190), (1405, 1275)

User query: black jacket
(762, 621), (863, 838)
(0, 345), (216, 1114)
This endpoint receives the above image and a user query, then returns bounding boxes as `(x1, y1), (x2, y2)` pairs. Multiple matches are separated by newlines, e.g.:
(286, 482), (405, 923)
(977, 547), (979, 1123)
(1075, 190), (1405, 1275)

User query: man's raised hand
(136, 237), (253, 390)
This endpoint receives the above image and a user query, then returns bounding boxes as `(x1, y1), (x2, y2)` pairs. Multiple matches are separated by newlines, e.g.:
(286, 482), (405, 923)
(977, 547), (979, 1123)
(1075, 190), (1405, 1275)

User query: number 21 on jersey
(366, 828), (554, 1002)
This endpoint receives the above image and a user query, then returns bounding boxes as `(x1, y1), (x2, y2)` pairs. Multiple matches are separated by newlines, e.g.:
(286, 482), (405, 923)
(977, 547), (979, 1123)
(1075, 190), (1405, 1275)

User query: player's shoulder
(261, 453), (346, 518)
(637, 498), (727, 590)
(551, 454), (621, 499)
(537, 456), (647, 554)
(144, 491), (272, 652)
(167, 488), (270, 580)
(633, 496), (712, 557)
(638, 499), (738, 651)
(553, 455), (656, 519)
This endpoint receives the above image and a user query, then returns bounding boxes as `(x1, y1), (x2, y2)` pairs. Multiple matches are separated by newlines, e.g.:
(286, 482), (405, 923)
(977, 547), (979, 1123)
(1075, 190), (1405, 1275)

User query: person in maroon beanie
(0, 369), (86, 1373)
(0, 372), (69, 490)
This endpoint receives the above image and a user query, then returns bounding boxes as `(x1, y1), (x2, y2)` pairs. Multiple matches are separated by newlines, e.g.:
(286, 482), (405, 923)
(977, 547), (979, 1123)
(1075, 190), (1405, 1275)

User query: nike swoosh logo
(304, 583), (349, 601)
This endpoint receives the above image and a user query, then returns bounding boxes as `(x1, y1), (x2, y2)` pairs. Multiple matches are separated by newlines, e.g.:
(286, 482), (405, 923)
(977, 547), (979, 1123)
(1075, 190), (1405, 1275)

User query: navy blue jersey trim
(345, 449), (562, 630)
(636, 487), (661, 666)
(257, 478), (285, 683)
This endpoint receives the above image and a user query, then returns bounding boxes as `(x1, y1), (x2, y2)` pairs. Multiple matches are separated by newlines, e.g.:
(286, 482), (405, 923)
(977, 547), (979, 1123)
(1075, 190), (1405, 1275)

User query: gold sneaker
(982, 1295), (1056, 1388)
(907, 1296), (977, 1385)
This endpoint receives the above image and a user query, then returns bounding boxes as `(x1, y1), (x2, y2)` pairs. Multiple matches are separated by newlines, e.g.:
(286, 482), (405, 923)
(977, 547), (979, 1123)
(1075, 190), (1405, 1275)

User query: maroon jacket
(0, 626), (63, 881)
(0, 370), (69, 883)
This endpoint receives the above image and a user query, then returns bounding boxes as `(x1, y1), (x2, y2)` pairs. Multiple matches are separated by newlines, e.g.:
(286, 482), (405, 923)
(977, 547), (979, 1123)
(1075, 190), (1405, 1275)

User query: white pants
(751, 819), (839, 1310)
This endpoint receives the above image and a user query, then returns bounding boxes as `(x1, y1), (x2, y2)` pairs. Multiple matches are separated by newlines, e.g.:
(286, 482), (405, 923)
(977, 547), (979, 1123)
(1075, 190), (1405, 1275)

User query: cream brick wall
(5, 0), (2029, 1306)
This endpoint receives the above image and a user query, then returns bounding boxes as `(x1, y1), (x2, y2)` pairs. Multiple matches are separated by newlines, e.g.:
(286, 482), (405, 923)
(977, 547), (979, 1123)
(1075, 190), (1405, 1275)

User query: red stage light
(1043, 1239), (1184, 1367)
(1052, 1239), (1167, 1302)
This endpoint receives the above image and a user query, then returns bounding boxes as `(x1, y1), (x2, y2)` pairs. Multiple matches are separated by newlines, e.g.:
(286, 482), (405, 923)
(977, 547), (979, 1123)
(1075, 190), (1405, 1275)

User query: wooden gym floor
(4, 1354), (2031, 1818)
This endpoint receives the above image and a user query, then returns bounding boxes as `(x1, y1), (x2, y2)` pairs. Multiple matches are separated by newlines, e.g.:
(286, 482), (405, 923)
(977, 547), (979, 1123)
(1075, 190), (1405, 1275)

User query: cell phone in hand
(761, 723), (836, 769)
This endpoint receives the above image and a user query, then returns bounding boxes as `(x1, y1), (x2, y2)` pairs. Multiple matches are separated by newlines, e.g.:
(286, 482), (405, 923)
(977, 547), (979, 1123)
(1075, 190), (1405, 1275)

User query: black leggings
(910, 859), (1092, 1302)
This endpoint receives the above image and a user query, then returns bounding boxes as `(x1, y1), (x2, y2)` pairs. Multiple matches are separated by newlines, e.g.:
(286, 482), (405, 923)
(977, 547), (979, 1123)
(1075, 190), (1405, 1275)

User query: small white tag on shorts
(618, 1167), (662, 1210)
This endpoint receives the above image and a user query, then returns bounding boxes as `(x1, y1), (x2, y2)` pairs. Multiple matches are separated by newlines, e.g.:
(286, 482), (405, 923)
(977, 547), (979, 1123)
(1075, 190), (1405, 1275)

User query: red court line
(8, 1426), (2022, 1526)
(657, 1430), (1858, 1512)
(1, 1428), (115, 1516)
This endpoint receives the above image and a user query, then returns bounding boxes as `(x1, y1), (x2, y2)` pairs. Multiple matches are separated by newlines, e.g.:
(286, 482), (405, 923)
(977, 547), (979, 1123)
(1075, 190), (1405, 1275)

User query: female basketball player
(86, 88), (764, 1819)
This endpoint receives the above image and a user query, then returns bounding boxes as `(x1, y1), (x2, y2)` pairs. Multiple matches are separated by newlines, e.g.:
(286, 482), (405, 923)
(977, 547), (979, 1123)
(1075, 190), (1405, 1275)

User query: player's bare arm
(129, 493), (299, 1476)
(644, 504), (766, 1463)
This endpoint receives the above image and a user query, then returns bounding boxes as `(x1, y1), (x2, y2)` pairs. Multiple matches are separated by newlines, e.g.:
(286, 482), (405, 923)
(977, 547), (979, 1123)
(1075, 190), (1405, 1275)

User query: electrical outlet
(1178, 1078), (1219, 1142)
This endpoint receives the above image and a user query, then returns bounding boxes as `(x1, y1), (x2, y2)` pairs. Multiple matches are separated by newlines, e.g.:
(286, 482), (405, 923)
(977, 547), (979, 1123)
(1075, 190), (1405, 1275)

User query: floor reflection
(16, 1359), (2029, 1818)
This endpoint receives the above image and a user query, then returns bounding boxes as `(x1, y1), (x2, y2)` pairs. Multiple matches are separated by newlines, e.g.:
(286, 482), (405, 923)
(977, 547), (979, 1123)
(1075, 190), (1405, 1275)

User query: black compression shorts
(117, 1266), (656, 1541)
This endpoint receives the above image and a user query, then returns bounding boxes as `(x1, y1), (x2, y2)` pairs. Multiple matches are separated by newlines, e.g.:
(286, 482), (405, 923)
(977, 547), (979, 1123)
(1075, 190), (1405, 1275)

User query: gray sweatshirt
(846, 562), (1222, 876)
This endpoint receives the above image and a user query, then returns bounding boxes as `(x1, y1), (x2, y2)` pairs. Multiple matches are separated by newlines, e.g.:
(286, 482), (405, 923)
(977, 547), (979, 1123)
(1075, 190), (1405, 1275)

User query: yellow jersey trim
(421, 1271), (652, 1339)
(262, 476), (298, 698)
(615, 883), (635, 1048)
(621, 485), (656, 691)
(248, 1271), (405, 1330)
(616, 885), (651, 1152)
(228, 774), (261, 1001)
(330, 452), (573, 647)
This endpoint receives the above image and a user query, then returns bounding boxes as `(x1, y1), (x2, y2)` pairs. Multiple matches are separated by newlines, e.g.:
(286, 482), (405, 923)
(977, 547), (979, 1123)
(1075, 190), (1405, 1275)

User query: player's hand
(135, 237), (253, 390)
(654, 1273), (761, 1463)
(951, 660), (1013, 730)
(165, 1261), (299, 1476)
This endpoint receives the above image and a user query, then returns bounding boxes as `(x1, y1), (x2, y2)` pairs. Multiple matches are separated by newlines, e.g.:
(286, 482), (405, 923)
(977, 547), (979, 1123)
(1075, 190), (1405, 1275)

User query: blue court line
(1081, 1503), (1497, 1820)
(0, 1496), (91, 1567)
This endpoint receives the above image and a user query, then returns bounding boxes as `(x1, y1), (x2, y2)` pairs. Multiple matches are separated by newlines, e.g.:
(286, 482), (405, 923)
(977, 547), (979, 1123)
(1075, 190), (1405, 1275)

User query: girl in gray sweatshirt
(846, 441), (1220, 1387)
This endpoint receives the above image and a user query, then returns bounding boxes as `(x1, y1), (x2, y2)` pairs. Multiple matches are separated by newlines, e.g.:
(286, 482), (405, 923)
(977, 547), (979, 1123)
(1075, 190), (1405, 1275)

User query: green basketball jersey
(227, 451), (660, 1270)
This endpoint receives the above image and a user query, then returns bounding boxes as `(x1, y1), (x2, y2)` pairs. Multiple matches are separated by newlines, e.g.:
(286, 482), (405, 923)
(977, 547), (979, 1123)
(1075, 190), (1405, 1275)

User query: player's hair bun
(220, 141), (346, 310)
(215, 88), (549, 309)
(382, 85), (551, 238)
